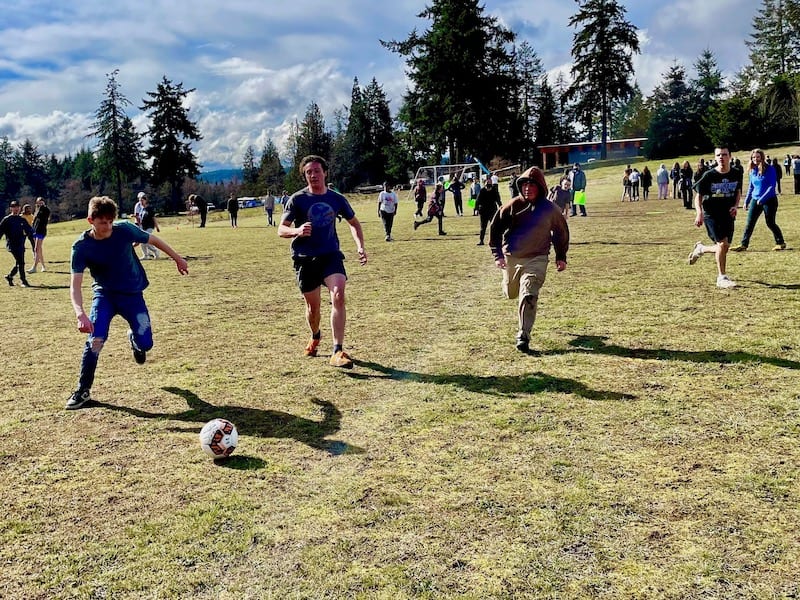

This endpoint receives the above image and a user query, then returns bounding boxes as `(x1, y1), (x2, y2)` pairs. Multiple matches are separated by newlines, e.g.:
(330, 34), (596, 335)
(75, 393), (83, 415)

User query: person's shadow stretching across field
(94, 386), (363, 455)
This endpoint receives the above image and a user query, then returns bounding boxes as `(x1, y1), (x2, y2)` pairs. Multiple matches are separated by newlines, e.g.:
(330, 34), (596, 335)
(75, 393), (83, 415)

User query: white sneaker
(716, 274), (737, 289)
(687, 241), (704, 265)
(26, 267), (36, 274)
(40, 265), (46, 272)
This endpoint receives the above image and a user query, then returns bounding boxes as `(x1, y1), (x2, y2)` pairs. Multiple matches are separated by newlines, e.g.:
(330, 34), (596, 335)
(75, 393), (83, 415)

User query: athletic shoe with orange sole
(329, 350), (353, 368)
(304, 337), (321, 357)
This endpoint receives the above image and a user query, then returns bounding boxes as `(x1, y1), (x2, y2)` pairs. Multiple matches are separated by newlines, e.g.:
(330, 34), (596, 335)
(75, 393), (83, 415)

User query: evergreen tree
(72, 147), (97, 191)
(339, 78), (370, 190)
(383, 0), (517, 164)
(644, 63), (703, 158)
(612, 83), (649, 138)
(363, 78), (394, 184)
(552, 72), (578, 144)
(256, 140), (284, 194)
(15, 139), (48, 197)
(0, 136), (20, 204)
(515, 41), (545, 164)
(242, 145), (258, 194)
(746, 0), (800, 86)
(89, 70), (144, 212)
(285, 105), (331, 193)
(567, 0), (640, 157)
(534, 76), (558, 148)
(140, 76), (202, 212)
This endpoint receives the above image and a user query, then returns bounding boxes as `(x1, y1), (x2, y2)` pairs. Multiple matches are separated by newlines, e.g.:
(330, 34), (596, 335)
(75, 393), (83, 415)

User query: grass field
(2, 148), (799, 599)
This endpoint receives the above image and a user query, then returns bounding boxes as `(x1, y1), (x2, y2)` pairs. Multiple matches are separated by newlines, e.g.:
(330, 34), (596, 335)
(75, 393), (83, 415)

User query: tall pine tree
(140, 76), (202, 212)
(89, 69), (144, 212)
(383, 0), (518, 165)
(567, 0), (640, 158)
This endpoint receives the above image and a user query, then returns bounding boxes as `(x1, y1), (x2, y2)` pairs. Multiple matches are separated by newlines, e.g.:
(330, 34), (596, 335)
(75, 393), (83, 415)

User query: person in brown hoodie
(488, 166), (569, 352)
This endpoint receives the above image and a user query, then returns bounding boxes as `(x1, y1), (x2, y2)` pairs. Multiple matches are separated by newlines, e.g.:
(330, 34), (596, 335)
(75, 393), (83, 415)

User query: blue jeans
(78, 290), (151, 390)
(740, 197), (784, 247)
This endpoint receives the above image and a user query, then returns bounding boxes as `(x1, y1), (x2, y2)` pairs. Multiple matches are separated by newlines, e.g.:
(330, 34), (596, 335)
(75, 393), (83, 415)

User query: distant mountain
(198, 169), (243, 184)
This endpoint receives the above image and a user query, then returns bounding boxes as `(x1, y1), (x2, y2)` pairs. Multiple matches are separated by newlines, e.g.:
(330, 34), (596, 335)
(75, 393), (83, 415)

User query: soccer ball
(199, 418), (238, 458)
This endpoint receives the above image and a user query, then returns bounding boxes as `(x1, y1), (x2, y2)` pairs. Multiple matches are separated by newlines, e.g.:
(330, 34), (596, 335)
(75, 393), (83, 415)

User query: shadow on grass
(549, 334), (800, 369)
(93, 387), (364, 457)
(22, 282), (70, 289)
(349, 360), (634, 402)
(749, 280), (800, 290)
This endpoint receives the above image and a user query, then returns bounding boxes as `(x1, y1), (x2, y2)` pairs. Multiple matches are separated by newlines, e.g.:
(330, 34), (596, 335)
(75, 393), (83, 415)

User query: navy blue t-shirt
(281, 188), (356, 258)
(693, 167), (742, 214)
(71, 221), (151, 293)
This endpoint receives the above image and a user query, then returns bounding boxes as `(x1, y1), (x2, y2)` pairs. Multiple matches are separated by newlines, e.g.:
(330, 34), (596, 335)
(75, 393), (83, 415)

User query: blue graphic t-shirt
(281, 188), (356, 258)
(693, 167), (742, 214)
(71, 221), (151, 293)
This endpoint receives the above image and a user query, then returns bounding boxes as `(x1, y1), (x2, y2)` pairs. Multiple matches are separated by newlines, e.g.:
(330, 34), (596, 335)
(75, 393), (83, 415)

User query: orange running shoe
(304, 337), (321, 357)
(329, 350), (353, 369)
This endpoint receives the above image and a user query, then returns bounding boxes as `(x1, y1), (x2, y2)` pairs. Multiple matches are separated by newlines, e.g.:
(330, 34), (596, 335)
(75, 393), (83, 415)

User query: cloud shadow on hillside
(546, 334), (800, 369)
(349, 360), (634, 402)
(92, 387), (363, 457)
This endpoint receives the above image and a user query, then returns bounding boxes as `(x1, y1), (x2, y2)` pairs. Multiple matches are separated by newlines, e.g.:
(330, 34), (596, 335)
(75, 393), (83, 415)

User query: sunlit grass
(2, 147), (799, 598)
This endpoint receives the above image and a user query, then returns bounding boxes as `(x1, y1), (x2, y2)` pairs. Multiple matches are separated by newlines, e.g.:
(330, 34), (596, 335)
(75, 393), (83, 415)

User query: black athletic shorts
(293, 252), (347, 293)
(703, 211), (735, 244)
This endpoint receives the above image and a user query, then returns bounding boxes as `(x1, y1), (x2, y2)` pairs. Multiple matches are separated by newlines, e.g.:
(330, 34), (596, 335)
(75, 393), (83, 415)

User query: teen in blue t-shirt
(66, 196), (189, 410)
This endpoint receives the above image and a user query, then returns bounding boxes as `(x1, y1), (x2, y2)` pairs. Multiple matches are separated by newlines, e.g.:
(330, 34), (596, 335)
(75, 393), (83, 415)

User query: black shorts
(293, 252), (347, 293)
(703, 211), (735, 244)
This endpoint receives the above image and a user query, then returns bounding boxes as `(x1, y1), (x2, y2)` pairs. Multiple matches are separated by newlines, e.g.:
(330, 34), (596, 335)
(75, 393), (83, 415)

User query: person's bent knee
(89, 337), (105, 354)
(329, 286), (346, 308)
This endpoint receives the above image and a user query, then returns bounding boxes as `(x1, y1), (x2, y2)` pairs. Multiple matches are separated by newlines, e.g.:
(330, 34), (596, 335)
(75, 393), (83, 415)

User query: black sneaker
(128, 329), (146, 364)
(5, 275), (12, 286)
(65, 388), (92, 410)
(515, 333), (530, 353)
(20, 280), (30, 288)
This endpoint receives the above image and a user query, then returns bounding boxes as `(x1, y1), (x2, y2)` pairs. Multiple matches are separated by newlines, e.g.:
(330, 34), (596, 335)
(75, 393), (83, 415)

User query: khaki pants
(502, 254), (548, 337)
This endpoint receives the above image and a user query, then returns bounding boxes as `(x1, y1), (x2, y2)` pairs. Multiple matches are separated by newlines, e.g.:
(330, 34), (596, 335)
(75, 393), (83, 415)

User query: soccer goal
(411, 161), (487, 187)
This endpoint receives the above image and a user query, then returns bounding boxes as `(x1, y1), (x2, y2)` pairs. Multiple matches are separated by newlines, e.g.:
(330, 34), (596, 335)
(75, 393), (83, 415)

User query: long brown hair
(749, 148), (766, 176)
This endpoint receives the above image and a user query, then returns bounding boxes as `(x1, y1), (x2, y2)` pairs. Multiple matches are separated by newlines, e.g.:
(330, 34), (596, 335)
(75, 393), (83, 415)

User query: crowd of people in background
(1, 144), (794, 371)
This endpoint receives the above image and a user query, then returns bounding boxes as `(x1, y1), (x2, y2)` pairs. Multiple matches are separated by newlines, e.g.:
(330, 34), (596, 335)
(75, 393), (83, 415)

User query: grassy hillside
(1, 146), (798, 599)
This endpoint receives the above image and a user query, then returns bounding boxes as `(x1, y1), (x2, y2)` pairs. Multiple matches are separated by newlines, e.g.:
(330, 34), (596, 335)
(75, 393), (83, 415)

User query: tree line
(0, 0), (796, 221)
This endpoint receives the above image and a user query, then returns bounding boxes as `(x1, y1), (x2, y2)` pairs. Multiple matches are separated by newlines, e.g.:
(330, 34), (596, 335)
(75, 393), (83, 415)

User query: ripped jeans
(77, 290), (152, 390)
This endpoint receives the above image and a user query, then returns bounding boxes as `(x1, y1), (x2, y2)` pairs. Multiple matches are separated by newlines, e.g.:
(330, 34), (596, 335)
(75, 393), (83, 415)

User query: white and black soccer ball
(199, 418), (238, 458)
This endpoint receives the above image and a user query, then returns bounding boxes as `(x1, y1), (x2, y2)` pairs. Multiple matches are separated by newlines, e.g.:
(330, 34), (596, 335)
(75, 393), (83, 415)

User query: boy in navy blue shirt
(0, 200), (34, 287)
(66, 196), (189, 410)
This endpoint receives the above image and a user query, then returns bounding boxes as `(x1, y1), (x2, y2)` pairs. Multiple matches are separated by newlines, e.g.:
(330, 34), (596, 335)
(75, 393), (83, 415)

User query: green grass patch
(2, 148), (800, 598)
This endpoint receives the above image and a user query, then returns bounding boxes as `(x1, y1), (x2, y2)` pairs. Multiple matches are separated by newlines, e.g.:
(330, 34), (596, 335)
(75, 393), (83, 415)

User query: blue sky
(0, 0), (754, 171)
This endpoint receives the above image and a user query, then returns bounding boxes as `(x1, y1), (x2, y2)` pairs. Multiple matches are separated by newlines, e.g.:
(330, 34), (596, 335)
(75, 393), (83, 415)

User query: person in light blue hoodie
(731, 148), (786, 252)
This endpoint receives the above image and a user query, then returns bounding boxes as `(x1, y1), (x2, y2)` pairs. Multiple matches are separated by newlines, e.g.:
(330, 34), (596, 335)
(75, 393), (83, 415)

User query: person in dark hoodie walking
(475, 179), (502, 245)
(488, 166), (569, 353)
(0, 201), (34, 287)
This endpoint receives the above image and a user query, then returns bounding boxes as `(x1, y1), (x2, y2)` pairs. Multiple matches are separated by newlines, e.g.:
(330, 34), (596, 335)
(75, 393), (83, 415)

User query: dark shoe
(413, 221), (420, 230)
(5, 275), (12, 286)
(477, 241), (484, 246)
(20, 280), (30, 288)
(65, 388), (92, 410)
(515, 333), (530, 353)
(438, 231), (447, 236)
(128, 329), (146, 364)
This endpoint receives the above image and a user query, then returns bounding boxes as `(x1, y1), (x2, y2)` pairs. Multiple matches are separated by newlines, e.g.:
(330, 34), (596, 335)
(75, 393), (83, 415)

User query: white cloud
(0, 1), (757, 170)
